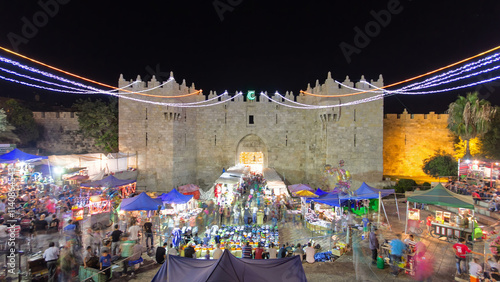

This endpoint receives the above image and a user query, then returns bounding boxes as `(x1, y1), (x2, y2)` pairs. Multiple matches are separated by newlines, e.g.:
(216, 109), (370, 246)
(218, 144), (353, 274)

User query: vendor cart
(430, 222), (473, 242)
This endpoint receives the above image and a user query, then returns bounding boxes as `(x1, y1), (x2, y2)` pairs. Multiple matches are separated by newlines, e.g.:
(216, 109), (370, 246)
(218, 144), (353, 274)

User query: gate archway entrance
(236, 134), (267, 172)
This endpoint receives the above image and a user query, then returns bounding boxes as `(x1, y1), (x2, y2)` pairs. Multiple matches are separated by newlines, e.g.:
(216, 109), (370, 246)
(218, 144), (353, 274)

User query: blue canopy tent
(121, 192), (163, 211)
(80, 175), (136, 188)
(306, 192), (348, 207)
(0, 148), (48, 163)
(314, 188), (329, 197)
(346, 182), (399, 228)
(353, 182), (395, 199)
(0, 148), (51, 184)
(157, 188), (193, 204)
(152, 249), (307, 282)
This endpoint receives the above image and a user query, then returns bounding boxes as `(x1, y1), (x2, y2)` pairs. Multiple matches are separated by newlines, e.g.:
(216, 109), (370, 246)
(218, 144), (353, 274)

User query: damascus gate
(118, 72), (384, 192)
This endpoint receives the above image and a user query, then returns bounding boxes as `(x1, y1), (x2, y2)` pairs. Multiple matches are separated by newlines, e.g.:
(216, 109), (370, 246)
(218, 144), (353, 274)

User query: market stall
(406, 183), (476, 241)
(262, 168), (288, 196)
(303, 192), (347, 233)
(157, 189), (200, 243)
(178, 184), (201, 200)
(80, 174), (136, 199)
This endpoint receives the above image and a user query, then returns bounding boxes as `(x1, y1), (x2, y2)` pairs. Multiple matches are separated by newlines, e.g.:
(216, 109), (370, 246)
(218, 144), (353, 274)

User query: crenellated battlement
(384, 109), (448, 122)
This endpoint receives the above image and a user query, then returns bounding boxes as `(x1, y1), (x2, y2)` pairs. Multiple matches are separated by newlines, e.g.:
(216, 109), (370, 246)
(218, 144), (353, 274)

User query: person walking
(264, 205), (269, 223)
(242, 242), (253, 259)
(233, 207), (240, 225)
(213, 243), (223, 259)
(110, 224), (123, 256)
(268, 243), (278, 259)
(252, 205), (258, 225)
(426, 215), (433, 234)
(369, 228), (379, 265)
(99, 249), (112, 281)
(143, 220), (154, 249)
(225, 207), (231, 225)
(453, 237), (482, 276)
(389, 234), (405, 277)
(254, 243), (264, 259)
(43, 242), (59, 282)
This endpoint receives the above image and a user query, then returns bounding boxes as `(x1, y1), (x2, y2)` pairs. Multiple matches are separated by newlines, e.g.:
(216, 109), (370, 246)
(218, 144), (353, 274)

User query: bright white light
(54, 167), (64, 174)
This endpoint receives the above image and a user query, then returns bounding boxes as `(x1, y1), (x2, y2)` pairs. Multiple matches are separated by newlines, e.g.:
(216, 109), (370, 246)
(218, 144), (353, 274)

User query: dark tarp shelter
(121, 192), (163, 211)
(407, 183), (474, 209)
(0, 148), (48, 163)
(405, 183), (474, 233)
(80, 175), (136, 188)
(152, 250), (307, 282)
(157, 188), (193, 204)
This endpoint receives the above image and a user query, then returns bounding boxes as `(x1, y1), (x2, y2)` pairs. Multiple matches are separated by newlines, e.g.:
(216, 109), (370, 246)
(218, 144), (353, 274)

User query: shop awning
(407, 183), (474, 209)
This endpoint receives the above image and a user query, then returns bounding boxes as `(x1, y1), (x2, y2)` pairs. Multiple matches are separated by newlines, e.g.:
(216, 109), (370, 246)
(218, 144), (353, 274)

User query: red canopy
(178, 184), (199, 193)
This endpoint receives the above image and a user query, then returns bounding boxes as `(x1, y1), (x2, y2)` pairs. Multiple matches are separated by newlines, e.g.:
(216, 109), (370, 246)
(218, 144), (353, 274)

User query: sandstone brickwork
(118, 72), (384, 192)
(383, 109), (455, 177)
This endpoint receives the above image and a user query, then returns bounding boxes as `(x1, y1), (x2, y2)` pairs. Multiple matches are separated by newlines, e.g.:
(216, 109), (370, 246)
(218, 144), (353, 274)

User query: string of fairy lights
(0, 45), (499, 109)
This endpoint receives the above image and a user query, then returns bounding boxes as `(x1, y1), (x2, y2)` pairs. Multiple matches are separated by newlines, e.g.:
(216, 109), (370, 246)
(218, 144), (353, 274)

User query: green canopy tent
(405, 183), (474, 234)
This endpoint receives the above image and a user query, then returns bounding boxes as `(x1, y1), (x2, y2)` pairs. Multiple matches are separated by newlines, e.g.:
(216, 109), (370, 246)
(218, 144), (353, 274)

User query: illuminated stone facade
(383, 109), (455, 177)
(118, 72), (384, 192)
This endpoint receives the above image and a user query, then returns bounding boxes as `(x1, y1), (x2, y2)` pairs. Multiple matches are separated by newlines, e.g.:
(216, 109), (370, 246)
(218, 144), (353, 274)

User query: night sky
(0, 0), (499, 113)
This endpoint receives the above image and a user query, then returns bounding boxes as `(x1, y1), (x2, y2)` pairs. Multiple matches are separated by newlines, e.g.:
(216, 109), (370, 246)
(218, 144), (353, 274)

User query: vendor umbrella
(294, 190), (318, 198)
(288, 184), (313, 193)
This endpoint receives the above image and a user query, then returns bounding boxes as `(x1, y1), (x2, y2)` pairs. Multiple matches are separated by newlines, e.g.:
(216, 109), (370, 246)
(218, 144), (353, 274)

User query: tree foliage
(480, 107), (500, 160)
(422, 151), (458, 178)
(453, 136), (482, 160)
(73, 98), (118, 153)
(447, 92), (496, 158)
(0, 109), (20, 143)
(4, 99), (39, 146)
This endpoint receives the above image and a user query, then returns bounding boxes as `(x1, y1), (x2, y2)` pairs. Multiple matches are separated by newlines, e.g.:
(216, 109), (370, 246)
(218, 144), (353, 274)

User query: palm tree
(447, 92), (497, 160)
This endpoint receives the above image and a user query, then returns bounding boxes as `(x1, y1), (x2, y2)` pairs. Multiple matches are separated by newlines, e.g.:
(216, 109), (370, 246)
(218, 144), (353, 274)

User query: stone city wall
(33, 111), (101, 154)
(383, 109), (455, 177)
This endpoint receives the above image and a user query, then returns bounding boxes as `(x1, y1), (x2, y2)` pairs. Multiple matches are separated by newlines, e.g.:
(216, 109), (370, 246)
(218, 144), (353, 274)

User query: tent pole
(405, 201), (409, 234)
(395, 194), (400, 221)
(381, 200), (391, 231)
(378, 192), (381, 228)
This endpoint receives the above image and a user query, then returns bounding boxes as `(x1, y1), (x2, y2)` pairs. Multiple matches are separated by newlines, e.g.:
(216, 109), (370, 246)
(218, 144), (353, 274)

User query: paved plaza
(4, 197), (495, 281)
(122, 198), (496, 282)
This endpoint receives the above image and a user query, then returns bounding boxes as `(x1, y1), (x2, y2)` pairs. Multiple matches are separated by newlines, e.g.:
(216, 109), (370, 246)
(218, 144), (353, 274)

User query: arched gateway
(235, 134), (267, 171)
